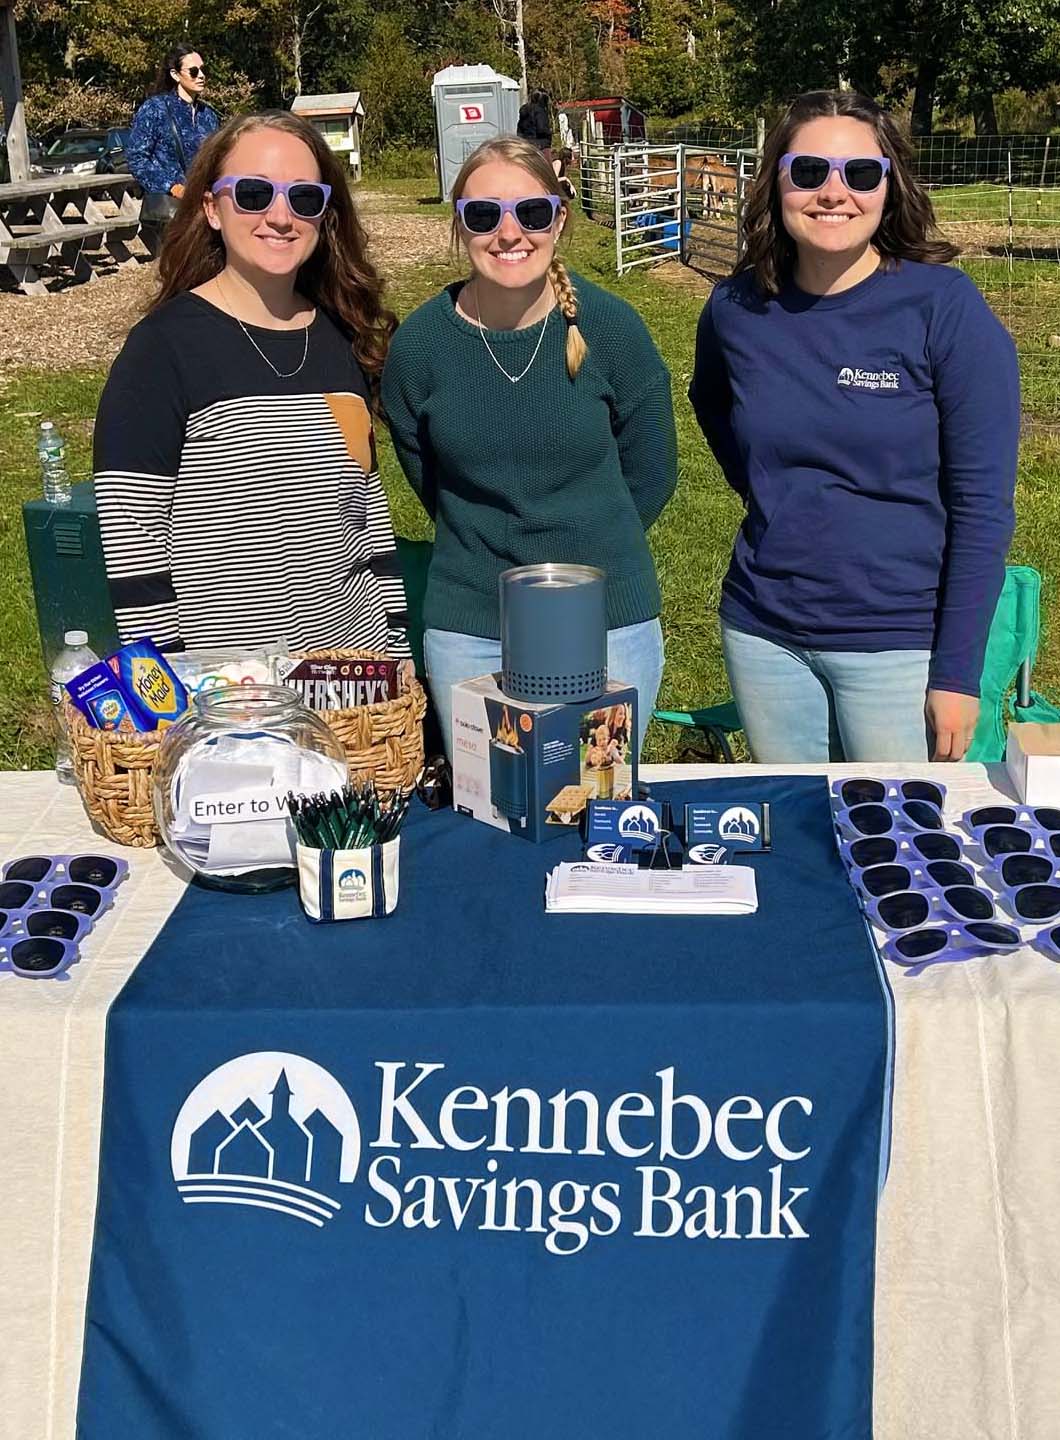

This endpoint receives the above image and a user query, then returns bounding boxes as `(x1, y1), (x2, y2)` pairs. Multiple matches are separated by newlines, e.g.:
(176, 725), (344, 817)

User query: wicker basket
(66, 703), (163, 847)
(64, 651), (426, 849)
(298, 649), (427, 791)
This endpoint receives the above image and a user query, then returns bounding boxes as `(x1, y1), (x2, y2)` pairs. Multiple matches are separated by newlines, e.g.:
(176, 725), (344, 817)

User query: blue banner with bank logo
(77, 777), (891, 1440)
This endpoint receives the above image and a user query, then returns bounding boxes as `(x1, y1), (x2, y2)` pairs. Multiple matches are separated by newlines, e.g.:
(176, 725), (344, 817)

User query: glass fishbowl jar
(152, 684), (348, 893)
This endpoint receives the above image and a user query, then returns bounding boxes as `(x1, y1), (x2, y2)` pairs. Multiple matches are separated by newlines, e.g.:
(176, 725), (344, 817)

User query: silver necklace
(469, 284), (552, 384)
(217, 276), (312, 379)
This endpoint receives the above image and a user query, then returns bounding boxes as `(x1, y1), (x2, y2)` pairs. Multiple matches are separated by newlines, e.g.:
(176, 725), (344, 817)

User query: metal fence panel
(681, 145), (757, 277)
(615, 145), (684, 275)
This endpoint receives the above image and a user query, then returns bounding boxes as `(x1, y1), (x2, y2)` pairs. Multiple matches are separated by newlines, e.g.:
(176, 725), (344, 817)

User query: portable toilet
(432, 64), (520, 200)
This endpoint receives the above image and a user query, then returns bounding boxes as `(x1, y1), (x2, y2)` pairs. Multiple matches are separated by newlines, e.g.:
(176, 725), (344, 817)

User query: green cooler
(22, 481), (118, 665)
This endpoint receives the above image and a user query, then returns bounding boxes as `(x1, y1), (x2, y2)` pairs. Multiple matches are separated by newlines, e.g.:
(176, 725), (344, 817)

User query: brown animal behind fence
(685, 153), (739, 218)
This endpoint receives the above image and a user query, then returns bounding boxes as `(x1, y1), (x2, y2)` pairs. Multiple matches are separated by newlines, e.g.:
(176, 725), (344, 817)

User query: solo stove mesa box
(450, 674), (638, 842)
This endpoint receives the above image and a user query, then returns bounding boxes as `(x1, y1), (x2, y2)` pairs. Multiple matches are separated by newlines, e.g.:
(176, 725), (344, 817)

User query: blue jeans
(721, 622), (932, 763)
(425, 619), (665, 761)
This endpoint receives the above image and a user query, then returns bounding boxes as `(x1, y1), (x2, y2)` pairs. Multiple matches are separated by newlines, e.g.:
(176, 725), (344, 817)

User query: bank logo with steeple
(170, 1052), (360, 1228)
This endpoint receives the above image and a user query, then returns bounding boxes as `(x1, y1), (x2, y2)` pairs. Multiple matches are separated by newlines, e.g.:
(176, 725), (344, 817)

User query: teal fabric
(967, 565), (1060, 761)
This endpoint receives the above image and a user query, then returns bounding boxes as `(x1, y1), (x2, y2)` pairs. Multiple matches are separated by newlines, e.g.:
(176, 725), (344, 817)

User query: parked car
(96, 128), (131, 176)
(0, 130), (45, 182)
(38, 128), (110, 176)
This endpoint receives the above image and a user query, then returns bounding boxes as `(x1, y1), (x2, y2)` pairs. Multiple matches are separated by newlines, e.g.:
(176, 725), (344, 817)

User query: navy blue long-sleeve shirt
(689, 260), (1020, 697)
(126, 91), (219, 195)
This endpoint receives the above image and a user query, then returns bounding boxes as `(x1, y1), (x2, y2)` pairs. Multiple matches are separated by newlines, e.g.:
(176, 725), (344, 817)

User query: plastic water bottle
(38, 420), (72, 505)
(50, 630), (99, 785)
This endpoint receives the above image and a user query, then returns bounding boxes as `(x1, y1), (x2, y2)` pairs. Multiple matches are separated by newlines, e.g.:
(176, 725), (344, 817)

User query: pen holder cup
(296, 838), (400, 922)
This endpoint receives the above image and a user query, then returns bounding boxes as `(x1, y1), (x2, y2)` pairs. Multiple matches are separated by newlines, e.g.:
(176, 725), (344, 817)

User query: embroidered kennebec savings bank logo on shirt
(836, 365), (900, 392)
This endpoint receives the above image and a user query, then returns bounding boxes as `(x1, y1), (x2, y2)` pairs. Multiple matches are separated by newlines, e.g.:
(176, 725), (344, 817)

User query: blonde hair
(450, 136), (587, 379)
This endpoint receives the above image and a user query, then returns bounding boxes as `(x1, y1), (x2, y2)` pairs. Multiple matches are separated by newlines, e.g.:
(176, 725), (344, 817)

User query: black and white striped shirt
(94, 292), (409, 655)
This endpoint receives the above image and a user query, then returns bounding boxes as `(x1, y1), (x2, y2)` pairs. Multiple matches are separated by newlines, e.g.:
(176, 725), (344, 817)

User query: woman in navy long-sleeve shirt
(127, 43), (219, 203)
(689, 90), (1020, 763)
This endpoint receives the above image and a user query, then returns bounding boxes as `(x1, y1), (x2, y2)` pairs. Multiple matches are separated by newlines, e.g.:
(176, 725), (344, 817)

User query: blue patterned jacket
(126, 91), (219, 194)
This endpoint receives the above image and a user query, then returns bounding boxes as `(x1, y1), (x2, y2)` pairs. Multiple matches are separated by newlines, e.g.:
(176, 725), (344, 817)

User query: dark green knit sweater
(381, 271), (678, 639)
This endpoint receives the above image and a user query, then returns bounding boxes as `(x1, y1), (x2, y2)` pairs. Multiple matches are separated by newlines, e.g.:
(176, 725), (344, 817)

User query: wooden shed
(291, 92), (364, 182)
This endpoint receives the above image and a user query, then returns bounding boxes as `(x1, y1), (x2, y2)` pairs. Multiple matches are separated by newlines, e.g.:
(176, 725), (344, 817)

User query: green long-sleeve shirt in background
(381, 271), (678, 640)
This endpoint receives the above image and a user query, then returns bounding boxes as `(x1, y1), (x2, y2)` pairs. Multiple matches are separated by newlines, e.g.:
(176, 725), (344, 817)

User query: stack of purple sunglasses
(832, 780), (1023, 975)
(962, 805), (1060, 955)
(0, 853), (129, 979)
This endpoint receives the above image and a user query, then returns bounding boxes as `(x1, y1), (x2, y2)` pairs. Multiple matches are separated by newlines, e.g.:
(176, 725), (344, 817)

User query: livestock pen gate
(578, 141), (758, 277)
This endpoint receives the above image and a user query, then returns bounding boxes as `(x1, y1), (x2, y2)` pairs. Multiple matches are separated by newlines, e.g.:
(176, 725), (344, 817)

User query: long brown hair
(152, 111), (396, 397)
(449, 136), (587, 380)
(737, 90), (958, 297)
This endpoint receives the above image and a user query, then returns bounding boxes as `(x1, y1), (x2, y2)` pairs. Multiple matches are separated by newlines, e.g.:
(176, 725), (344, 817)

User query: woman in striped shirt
(95, 111), (409, 657)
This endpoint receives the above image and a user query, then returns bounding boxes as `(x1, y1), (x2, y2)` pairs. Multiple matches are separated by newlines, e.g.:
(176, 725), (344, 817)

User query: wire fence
(914, 138), (1060, 427)
(579, 127), (1060, 427)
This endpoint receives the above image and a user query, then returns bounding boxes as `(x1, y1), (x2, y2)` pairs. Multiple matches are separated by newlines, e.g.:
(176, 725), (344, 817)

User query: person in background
(382, 136), (677, 761)
(689, 89), (1020, 763)
(517, 90), (553, 160)
(95, 111), (409, 658)
(127, 43), (219, 251)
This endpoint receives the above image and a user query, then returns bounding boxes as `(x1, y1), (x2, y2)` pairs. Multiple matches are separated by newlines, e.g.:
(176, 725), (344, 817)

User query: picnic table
(0, 172), (141, 295)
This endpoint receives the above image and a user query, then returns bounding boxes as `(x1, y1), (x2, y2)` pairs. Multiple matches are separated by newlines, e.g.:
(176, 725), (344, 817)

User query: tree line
(13, 0), (1060, 154)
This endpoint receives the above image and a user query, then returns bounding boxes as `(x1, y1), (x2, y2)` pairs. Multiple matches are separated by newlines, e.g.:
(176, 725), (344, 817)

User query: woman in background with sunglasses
(95, 112), (409, 659)
(690, 90), (1020, 763)
(126, 44), (219, 253)
(382, 136), (677, 760)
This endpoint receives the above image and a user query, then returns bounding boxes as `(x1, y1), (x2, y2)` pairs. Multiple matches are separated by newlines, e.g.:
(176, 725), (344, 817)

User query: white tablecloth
(2, 763), (1059, 1440)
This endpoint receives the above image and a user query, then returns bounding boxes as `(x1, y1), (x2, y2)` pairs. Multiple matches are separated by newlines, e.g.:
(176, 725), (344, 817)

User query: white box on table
(1005, 722), (1060, 805)
(450, 673), (638, 843)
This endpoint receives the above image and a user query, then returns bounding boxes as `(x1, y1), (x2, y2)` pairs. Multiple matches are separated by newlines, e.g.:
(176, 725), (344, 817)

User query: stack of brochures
(545, 862), (758, 916)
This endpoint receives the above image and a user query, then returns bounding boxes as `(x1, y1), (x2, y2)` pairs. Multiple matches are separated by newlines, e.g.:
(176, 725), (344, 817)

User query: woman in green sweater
(381, 136), (678, 760)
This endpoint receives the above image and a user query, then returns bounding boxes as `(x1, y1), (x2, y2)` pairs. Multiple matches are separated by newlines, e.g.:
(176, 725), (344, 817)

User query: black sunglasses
(858, 859), (973, 899)
(890, 921), (1022, 963)
(836, 778), (945, 810)
(211, 175), (332, 220)
(969, 805), (1060, 831)
(846, 832), (963, 869)
(455, 196), (562, 235)
(4, 853), (124, 887)
(185, 65), (205, 78)
(992, 852), (1054, 888)
(838, 799), (943, 836)
(780, 153), (891, 192)
(981, 825), (1039, 858)
(873, 884), (995, 931)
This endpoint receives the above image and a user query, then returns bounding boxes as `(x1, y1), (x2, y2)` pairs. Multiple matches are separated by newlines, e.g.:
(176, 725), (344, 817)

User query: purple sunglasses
(854, 858), (976, 902)
(883, 921), (1022, 976)
(839, 829), (964, 870)
(861, 881), (998, 933)
(3, 852), (128, 889)
(0, 905), (93, 943)
(211, 175), (331, 219)
(779, 154), (891, 192)
(833, 797), (943, 842)
(979, 851), (1060, 923)
(0, 932), (80, 980)
(455, 195), (563, 235)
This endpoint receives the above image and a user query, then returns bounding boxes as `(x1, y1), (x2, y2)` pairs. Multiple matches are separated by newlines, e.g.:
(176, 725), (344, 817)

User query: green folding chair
(395, 535), (432, 679)
(654, 565), (1059, 763)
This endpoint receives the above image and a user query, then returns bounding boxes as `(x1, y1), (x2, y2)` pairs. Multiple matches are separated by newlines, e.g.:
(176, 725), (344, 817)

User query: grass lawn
(1, 176), (1058, 770)
(931, 183), (1060, 225)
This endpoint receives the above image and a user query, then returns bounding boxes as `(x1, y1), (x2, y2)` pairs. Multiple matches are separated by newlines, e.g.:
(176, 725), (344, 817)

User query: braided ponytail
(549, 256), (588, 379)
